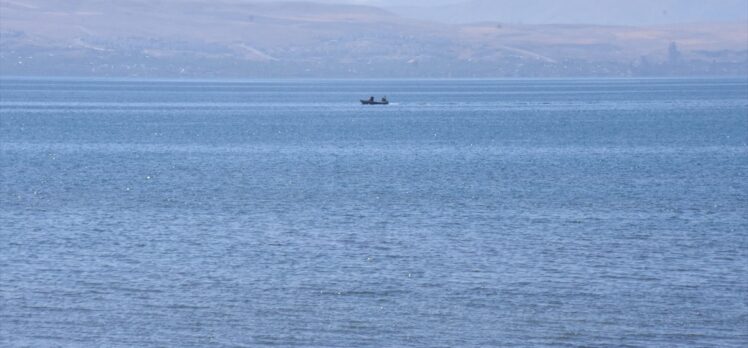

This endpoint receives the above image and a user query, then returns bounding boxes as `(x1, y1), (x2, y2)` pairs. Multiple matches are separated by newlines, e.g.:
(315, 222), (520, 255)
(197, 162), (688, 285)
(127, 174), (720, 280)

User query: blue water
(1, 78), (747, 347)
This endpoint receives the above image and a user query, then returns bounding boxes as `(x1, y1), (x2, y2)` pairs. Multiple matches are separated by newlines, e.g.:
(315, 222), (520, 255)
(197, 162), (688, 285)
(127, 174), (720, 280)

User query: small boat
(361, 96), (389, 105)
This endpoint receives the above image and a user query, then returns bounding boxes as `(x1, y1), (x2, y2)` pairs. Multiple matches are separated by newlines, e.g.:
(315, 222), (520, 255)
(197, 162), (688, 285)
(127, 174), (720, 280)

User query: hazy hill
(1, 0), (746, 77)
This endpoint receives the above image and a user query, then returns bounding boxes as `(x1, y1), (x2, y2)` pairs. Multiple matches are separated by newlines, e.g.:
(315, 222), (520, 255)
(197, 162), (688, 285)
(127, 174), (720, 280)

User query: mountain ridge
(1, 0), (746, 77)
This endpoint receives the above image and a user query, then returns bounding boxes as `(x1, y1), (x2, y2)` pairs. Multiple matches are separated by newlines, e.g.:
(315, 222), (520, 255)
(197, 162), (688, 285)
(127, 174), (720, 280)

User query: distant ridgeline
(1, 0), (746, 78)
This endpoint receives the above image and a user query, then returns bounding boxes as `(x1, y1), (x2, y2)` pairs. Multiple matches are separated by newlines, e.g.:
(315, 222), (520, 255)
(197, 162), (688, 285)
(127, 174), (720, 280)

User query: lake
(1, 78), (747, 347)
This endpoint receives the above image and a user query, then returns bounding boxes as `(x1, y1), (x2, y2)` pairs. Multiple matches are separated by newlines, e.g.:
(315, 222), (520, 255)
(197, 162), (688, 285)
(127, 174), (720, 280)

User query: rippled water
(1, 78), (747, 347)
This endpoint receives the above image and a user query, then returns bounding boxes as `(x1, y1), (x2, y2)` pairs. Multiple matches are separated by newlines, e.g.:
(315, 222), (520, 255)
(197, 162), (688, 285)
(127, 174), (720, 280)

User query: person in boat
(369, 96), (375, 102)
(381, 96), (388, 103)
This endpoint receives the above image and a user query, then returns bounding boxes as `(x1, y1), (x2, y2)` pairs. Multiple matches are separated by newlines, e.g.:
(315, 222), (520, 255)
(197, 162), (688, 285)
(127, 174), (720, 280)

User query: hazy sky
(41, 0), (742, 25)
(4, 0), (746, 25)
(273, 0), (462, 5)
(273, 0), (748, 25)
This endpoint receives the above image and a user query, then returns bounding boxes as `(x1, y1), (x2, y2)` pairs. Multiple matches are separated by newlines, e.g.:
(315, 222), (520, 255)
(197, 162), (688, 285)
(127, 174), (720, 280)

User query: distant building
(668, 42), (681, 66)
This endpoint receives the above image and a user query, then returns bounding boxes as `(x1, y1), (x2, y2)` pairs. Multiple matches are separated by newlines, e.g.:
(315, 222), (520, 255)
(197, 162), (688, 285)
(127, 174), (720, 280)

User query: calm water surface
(1, 78), (747, 347)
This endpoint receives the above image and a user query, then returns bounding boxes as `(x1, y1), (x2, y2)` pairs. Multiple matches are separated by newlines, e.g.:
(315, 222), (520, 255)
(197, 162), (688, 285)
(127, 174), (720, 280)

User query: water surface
(2, 78), (747, 347)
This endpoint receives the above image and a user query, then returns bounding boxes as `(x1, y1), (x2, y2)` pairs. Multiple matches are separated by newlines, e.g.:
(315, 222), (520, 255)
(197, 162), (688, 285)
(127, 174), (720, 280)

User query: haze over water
(1, 78), (747, 347)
